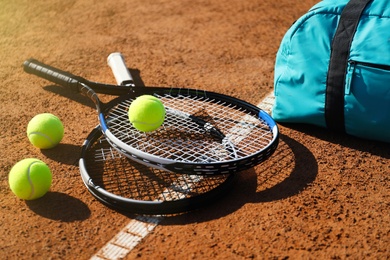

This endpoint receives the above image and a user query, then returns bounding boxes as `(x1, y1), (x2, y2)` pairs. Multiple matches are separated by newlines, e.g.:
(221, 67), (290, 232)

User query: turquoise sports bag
(272, 0), (390, 143)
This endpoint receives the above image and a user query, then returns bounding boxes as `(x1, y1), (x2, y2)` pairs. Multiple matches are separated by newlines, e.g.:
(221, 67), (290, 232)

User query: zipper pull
(345, 61), (356, 95)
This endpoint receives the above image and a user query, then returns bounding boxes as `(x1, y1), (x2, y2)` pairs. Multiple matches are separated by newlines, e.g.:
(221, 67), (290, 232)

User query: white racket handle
(107, 52), (134, 86)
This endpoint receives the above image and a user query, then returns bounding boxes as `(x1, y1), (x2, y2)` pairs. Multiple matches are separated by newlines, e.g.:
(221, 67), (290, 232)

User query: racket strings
(85, 134), (230, 202)
(106, 94), (274, 164)
(161, 94), (274, 156)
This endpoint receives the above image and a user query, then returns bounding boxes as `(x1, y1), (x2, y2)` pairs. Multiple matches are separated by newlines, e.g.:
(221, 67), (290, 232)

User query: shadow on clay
(25, 191), (91, 222)
(40, 143), (81, 166)
(147, 133), (318, 225)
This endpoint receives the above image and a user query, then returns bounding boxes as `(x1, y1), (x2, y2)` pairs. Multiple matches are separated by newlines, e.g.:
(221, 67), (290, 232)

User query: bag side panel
(273, 12), (341, 127)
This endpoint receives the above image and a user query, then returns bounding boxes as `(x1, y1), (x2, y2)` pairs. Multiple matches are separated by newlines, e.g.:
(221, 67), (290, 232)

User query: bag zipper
(345, 60), (390, 95)
(345, 61), (356, 95)
(349, 60), (390, 71)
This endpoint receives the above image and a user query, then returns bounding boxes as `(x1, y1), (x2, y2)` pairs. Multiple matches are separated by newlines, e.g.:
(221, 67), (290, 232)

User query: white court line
(90, 91), (275, 260)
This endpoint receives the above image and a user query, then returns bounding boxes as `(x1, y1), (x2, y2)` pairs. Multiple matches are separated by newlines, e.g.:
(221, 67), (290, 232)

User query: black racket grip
(23, 59), (83, 92)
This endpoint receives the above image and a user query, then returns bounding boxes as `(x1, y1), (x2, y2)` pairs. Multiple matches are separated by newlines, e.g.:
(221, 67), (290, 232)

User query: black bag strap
(325, 0), (373, 132)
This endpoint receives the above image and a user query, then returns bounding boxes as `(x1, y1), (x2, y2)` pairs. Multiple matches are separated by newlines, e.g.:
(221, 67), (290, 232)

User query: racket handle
(23, 59), (81, 92)
(107, 52), (134, 86)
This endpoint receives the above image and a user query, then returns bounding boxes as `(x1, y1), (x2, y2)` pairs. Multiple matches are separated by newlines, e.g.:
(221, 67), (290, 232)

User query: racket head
(103, 88), (279, 175)
(80, 125), (237, 215)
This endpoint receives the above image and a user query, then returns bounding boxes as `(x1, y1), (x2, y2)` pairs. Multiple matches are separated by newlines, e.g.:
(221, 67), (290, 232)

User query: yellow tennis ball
(128, 95), (166, 132)
(27, 113), (64, 149)
(8, 158), (52, 200)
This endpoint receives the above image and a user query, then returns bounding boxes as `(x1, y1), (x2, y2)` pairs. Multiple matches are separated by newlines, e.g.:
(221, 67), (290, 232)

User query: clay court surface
(1, 0), (389, 259)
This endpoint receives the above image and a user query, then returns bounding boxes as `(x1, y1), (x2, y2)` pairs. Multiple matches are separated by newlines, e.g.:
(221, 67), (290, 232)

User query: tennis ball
(27, 113), (64, 149)
(8, 158), (52, 200)
(128, 95), (166, 132)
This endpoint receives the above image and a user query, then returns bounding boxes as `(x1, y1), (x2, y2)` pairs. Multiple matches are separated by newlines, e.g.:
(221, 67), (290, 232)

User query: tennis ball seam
(28, 131), (57, 147)
(131, 115), (165, 126)
(26, 161), (39, 200)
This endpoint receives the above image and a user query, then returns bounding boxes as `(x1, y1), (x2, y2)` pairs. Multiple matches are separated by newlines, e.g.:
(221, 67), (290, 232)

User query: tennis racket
(24, 58), (279, 175)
